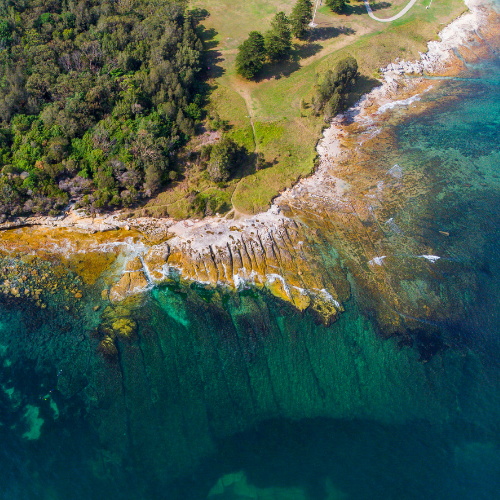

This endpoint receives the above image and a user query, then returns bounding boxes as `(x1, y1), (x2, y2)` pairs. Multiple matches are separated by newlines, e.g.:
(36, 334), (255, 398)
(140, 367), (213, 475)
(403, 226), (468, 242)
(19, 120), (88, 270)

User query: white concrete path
(363, 0), (420, 22)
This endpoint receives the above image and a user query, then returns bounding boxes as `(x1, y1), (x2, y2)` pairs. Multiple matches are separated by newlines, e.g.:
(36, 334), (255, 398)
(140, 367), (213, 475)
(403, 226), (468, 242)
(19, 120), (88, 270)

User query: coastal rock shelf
(0, 0), (497, 334)
(3, 2), (500, 497)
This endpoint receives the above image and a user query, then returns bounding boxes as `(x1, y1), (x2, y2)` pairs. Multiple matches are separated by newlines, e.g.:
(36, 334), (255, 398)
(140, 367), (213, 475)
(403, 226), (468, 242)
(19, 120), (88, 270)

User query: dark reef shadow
(170, 415), (500, 500)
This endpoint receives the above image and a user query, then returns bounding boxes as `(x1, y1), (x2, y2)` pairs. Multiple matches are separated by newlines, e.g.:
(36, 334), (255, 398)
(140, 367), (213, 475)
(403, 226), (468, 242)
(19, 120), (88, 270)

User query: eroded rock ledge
(0, 0), (496, 330)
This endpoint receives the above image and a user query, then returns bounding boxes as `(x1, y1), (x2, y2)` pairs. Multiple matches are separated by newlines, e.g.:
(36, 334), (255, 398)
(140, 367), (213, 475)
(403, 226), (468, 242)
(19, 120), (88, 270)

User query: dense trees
(290, 0), (313, 39)
(0, 0), (204, 216)
(235, 31), (266, 79)
(264, 12), (292, 62)
(314, 56), (359, 121)
(235, 0), (312, 79)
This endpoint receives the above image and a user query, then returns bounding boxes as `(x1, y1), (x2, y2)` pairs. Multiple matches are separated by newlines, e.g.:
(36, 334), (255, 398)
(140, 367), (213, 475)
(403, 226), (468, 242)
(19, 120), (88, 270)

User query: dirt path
(229, 85), (258, 213)
(237, 85), (257, 150)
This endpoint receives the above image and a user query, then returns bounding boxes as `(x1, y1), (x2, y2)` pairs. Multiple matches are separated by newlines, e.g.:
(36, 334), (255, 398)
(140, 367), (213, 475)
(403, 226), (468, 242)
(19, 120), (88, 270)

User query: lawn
(142, 0), (466, 218)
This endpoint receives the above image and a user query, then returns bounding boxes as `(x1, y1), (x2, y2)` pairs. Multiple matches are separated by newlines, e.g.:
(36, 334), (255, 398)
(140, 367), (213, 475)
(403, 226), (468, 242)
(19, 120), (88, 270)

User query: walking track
(363, 0), (420, 22)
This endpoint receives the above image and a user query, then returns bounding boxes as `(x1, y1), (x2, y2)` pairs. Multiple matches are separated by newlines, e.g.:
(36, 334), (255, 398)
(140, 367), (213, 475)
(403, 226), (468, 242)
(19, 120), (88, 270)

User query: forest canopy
(0, 0), (204, 216)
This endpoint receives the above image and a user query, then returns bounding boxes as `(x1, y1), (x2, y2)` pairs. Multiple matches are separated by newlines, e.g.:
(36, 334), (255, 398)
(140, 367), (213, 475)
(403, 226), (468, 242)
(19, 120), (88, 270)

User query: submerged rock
(111, 318), (137, 339)
(208, 470), (309, 500)
(97, 335), (118, 360)
(109, 257), (150, 302)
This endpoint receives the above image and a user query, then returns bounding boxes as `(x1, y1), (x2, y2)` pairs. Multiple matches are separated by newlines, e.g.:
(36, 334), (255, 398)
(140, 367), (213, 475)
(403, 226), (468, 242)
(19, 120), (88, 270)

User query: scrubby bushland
(314, 56), (359, 121)
(0, 0), (204, 216)
(206, 136), (241, 183)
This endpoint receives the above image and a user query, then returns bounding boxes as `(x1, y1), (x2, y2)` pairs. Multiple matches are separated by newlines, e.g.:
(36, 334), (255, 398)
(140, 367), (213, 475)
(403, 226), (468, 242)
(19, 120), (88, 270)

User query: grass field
(140, 0), (466, 219)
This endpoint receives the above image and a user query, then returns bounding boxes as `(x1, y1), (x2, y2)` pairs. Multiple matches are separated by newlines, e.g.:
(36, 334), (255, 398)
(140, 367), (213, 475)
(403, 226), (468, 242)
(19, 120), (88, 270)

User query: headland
(0, 0), (497, 333)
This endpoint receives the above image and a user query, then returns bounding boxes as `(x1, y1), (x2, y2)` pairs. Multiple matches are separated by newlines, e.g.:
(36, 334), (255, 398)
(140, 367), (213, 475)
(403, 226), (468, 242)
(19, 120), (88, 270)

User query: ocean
(1, 5), (500, 500)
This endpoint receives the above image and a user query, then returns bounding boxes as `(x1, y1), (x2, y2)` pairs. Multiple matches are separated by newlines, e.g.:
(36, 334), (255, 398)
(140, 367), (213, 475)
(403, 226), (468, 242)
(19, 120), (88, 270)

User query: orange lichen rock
(109, 257), (149, 302)
(0, 226), (139, 285)
(0, 205), (351, 324)
(2, 13), (496, 331)
(132, 214), (350, 325)
(124, 257), (143, 272)
(143, 246), (169, 281)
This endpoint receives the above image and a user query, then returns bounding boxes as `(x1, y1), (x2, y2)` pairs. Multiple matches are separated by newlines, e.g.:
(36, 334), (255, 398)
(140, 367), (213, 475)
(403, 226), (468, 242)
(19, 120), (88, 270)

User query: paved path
(363, 0), (420, 22)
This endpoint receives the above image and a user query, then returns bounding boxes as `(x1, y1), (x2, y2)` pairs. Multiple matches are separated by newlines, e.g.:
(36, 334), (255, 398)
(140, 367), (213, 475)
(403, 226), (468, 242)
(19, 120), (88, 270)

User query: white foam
(369, 256), (387, 266)
(160, 264), (183, 280)
(317, 289), (341, 309)
(137, 255), (154, 287)
(266, 273), (291, 297)
(384, 218), (403, 234)
(233, 270), (259, 290)
(420, 255), (441, 263)
(387, 164), (403, 178)
(377, 94), (421, 114)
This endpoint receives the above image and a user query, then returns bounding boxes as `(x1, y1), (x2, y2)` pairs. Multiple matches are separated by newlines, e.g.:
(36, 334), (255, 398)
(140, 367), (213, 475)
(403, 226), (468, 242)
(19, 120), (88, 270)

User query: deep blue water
(2, 11), (500, 500)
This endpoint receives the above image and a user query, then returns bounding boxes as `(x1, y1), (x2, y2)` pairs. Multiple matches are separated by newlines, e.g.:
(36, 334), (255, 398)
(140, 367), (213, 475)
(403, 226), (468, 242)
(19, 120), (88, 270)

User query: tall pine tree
(290, 0), (313, 39)
(264, 12), (292, 61)
(326, 0), (346, 13)
(236, 31), (266, 79)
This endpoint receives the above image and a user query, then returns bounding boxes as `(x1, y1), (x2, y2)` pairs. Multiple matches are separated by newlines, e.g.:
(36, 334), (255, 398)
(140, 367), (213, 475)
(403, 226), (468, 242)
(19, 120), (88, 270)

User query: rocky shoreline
(0, 0), (496, 327)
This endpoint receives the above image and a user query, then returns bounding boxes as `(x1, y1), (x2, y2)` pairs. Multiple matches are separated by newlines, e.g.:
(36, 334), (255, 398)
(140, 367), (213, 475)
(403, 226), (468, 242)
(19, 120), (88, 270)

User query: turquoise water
(2, 24), (500, 500)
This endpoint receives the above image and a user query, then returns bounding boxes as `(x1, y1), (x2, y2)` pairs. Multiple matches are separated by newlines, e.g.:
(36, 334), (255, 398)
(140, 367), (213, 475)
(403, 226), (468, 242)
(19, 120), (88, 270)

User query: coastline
(0, 0), (496, 324)
(4, 3), (500, 495)
(0, 0), (489, 233)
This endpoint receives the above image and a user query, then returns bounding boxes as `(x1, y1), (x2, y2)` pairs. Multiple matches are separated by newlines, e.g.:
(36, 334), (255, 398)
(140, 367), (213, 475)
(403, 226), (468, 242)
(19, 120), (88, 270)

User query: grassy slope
(145, 0), (465, 218)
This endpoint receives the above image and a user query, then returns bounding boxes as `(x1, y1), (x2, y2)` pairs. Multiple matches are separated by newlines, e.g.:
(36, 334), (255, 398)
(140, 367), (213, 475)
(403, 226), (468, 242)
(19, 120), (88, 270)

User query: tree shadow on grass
(293, 42), (324, 60)
(254, 23), (356, 82)
(343, 2), (368, 15)
(343, 0), (392, 15)
(191, 7), (209, 22)
(346, 74), (382, 107)
(255, 58), (302, 81)
(200, 27), (219, 50)
(370, 1), (392, 11)
(256, 40), (324, 80)
(197, 25), (225, 80)
(230, 149), (278, 181)
(307, 25), (356, 42)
